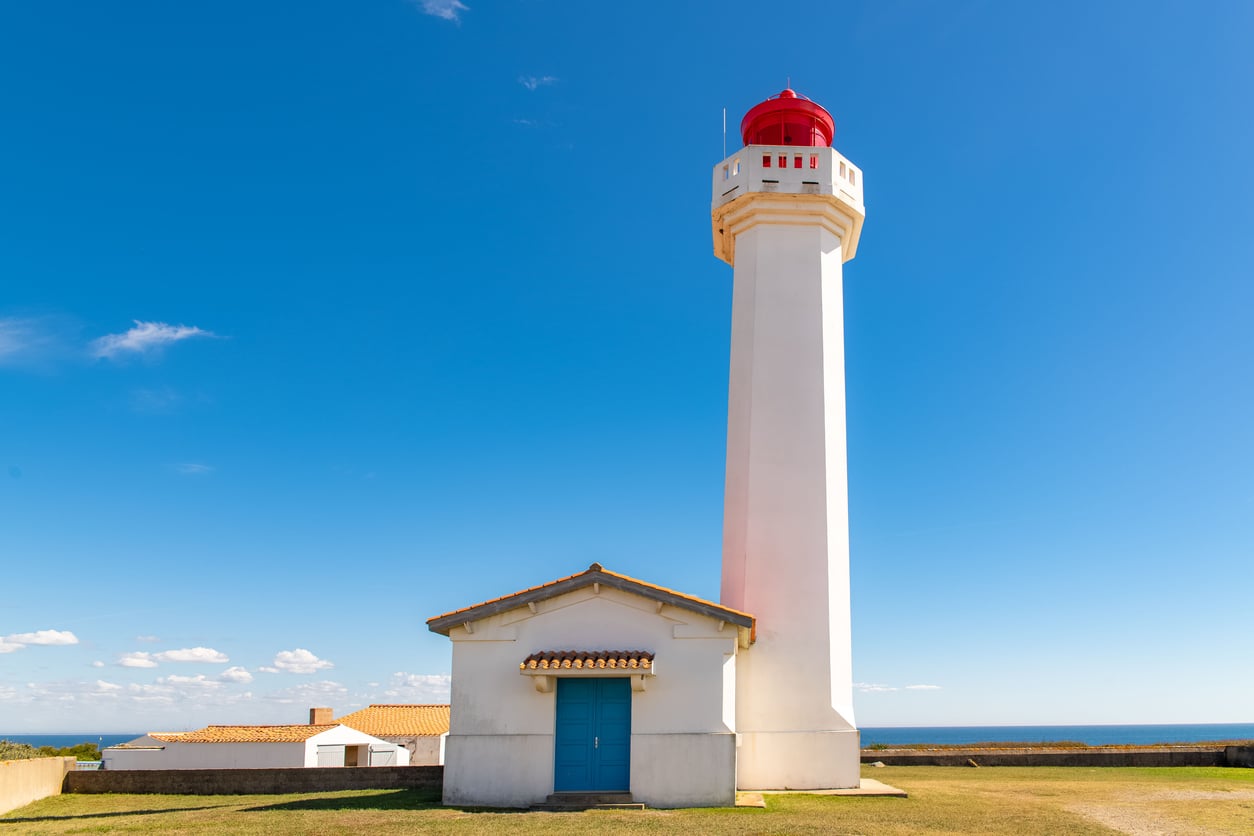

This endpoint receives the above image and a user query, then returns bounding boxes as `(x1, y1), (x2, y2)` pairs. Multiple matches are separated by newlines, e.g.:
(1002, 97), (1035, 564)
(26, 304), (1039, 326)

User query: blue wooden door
(554, 678), (631, 791)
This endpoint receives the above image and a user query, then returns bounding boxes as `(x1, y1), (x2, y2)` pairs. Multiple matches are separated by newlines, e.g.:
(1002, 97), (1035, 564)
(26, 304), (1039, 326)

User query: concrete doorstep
(530, 792), (645, 811)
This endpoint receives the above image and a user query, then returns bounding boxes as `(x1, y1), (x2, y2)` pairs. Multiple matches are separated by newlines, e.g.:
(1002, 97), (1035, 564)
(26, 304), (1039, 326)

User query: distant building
(326, 704), (449, 765)
(102, 724), (409, 770)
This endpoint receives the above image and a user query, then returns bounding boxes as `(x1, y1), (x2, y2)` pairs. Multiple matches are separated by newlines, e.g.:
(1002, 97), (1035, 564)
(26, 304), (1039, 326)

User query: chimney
(309, 707), (333, 725)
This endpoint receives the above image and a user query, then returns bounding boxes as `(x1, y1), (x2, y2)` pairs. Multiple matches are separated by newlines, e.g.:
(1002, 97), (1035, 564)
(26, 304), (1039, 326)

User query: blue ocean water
(1, 734), (141, 750)
(861, 723), (1254, 747)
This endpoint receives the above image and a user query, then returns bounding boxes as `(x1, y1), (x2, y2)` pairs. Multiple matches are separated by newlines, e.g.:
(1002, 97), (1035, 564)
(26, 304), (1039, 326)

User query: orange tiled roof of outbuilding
(149, 724), (336, 744)
(336, 704), (450, 737)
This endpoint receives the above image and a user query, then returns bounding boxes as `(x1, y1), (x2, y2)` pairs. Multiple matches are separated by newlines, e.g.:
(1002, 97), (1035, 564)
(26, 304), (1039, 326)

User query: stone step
(531, 791), (644, 811)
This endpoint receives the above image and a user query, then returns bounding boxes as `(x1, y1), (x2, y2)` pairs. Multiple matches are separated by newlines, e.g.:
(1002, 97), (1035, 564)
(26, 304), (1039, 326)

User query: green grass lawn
(4, 766), (1253, 834)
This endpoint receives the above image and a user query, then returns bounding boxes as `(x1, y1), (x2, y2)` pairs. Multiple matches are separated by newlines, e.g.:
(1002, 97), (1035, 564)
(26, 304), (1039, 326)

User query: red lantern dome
(739, 88), (835, 148)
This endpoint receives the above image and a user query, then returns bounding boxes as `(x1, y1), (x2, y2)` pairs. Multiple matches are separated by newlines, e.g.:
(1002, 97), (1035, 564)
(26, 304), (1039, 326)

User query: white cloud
(855, 682), (899, 693)
(4, 629), (79, 647)
(91, 321), (214, 359)
(135, 635), (160, 643)
(257, 666), (280, 674)
(95, 680), (123, 693)
(382, 672), (452, 702)
(219, 666), (254, 684)
(270, 649), (333, 674)
(905, 684), (942, 691)
(154, 647), (229, 664)
(118, 652), (158, 668)
(0, 640), (23, 654)
(518, 75), (557, 91)
(91, 660), (105, 668)
(416, 0), (468, 22)
(175, 463), (214, 476)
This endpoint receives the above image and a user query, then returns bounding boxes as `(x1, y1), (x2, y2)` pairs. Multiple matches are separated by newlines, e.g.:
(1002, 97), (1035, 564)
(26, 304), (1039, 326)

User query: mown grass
(864, 739), (1252, 750)
(3, 766), (1252, 834)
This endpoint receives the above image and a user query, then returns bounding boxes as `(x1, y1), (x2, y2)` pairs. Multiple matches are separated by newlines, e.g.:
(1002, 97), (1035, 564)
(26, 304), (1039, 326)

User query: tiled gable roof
(521, 650), (654, 671)
(149, 724), (337, 743)
(426, 563), (755, 639)
(335, 704), (450, 737)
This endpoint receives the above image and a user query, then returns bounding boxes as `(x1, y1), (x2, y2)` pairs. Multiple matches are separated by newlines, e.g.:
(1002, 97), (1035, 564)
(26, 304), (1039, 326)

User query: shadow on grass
(1, 804), (224, 824)
(242, 788), (444, 813)
(244, 789), (549, 816)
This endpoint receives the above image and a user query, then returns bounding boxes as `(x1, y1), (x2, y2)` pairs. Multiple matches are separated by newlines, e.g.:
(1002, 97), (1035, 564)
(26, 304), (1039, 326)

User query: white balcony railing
(712, 145), (863, 211)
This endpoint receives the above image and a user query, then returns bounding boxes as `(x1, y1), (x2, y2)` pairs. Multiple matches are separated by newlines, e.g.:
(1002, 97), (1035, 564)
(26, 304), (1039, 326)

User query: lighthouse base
(736, 729), (861, 790)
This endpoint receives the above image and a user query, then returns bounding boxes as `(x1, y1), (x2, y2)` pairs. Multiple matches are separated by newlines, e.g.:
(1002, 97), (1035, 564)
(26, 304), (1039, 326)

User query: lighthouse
(712, 89), (866, 790)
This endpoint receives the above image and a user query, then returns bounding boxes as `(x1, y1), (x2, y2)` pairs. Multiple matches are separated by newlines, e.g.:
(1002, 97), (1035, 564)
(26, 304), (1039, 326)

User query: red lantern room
(739, 88), (835, 148)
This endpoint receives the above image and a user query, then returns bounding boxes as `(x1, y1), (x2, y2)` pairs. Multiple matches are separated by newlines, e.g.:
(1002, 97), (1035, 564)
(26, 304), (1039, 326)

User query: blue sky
(2, 0), (1251, 732)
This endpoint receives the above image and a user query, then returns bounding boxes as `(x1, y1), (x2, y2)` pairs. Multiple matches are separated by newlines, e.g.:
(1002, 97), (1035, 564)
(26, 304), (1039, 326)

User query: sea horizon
(4, 722), (1253, 752)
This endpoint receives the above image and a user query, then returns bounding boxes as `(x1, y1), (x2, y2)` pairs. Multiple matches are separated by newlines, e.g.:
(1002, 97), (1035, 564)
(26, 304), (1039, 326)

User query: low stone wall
(861, 747), (1229, 767)
(1226, 746), (1254, 768)
(0, 757), (76, 814)
(66, 765), (442, 795)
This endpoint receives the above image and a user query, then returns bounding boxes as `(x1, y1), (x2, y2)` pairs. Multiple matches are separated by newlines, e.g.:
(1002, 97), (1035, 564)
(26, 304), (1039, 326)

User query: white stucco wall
(378, 733), (444, 765)
(442, 585), (739, 808)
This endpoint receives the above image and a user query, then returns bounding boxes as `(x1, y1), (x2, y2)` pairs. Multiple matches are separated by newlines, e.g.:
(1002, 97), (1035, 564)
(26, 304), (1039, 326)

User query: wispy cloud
(382, 672), (452, 701)
(6, 676), (260, 714)
(155, 647), (229, 664)
(415, 0), (468, 22)
(0, 316), (75, 370)
(0, 629), (79, 653)
(855, 681), (943, 693)
(269, 648), (333, 674)
(92, 321), (215, 360)
(0, 318), (48, 367)
(518, 75), (558, 91)
(175, 463), (214, 476)
(159, 673), (222, 689)
(135, 635), (161, 643)
(265, 680), (347, 704)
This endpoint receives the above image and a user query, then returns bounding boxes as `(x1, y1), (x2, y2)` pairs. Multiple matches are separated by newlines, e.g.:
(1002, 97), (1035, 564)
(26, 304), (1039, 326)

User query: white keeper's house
(427, 563), (753, 808)
(428, 85), (867, 809)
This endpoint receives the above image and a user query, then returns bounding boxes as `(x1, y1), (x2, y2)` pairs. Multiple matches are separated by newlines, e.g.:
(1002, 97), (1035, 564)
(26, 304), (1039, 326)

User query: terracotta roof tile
(427, 563), (754, 638)
(149, 725), (337, 744)
(335, 704), (450, 737)
(520, 650), (654, 671)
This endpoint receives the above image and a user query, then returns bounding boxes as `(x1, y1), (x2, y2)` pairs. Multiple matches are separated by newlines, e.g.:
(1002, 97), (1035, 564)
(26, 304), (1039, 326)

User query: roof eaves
(425, 563), (755, 636)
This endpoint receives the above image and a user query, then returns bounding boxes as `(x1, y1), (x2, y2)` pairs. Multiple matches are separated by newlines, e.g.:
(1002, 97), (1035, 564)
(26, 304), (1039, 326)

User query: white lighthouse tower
(712, 89), (866, 790)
